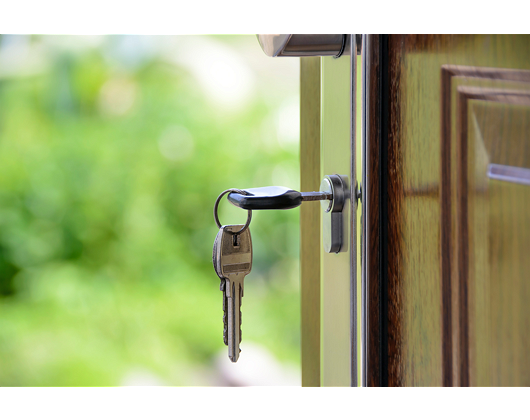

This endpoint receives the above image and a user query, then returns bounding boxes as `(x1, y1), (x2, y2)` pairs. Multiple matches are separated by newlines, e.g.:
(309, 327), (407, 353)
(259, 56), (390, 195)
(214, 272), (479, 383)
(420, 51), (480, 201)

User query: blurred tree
(0, 35), (300, 386)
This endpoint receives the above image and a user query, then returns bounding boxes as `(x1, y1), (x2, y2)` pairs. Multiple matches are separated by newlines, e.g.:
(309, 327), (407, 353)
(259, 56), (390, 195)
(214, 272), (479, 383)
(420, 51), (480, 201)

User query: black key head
(227, 186), (302, 210)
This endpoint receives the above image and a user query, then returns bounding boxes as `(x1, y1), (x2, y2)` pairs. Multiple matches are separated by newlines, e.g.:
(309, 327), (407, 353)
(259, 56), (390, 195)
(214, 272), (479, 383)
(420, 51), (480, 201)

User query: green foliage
(0, 35), (300, 385)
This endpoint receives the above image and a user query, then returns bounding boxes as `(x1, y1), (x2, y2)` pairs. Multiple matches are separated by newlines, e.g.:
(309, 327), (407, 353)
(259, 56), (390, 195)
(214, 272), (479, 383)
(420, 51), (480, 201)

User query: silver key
(212, 227), (228, 346)
(218, 224), (252, 362)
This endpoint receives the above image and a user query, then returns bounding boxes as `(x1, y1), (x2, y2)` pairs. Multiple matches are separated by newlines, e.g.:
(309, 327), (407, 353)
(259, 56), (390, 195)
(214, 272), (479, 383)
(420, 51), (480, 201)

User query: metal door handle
(257, 34), (361, 57)
(257, 34), (345, 57)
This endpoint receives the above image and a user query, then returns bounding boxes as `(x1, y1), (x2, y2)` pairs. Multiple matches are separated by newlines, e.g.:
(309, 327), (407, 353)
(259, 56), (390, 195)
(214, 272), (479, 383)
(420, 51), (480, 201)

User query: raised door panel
(376, 35), (530, 386)
(461, 89), (530, 386)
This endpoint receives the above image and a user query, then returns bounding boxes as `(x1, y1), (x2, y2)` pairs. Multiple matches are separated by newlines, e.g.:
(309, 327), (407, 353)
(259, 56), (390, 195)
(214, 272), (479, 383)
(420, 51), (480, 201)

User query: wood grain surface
(373, 35), (530, 386)
(458, 86), (530, 386)
(365, 34), (383, 387)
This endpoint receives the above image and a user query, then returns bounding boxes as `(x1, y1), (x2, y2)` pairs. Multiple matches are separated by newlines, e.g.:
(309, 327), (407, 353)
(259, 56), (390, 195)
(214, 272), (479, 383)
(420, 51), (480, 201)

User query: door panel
(368, 34), (530, 386)
(463, 93), (530, 386)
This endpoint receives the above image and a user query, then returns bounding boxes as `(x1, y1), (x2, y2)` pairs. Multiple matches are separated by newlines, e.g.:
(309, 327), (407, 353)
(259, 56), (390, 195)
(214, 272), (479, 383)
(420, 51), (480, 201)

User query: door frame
(300, 35), (360, 387)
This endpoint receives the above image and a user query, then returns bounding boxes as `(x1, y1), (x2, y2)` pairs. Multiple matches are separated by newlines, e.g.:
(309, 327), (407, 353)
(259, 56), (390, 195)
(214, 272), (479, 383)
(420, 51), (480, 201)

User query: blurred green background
(0, 35), (300, 386)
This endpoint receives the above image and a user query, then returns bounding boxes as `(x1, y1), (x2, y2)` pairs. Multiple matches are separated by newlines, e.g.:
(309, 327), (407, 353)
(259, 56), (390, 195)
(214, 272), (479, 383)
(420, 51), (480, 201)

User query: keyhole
(233, 234), (240, 247)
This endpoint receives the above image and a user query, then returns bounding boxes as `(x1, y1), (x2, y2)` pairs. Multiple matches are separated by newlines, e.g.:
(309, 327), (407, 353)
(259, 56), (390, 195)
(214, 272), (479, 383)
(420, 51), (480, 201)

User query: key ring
(214, 189), (252, 234)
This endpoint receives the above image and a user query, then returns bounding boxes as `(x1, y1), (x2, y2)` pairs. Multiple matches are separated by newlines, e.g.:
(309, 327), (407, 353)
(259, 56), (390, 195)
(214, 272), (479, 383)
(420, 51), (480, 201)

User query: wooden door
(365, 34), (530, 386)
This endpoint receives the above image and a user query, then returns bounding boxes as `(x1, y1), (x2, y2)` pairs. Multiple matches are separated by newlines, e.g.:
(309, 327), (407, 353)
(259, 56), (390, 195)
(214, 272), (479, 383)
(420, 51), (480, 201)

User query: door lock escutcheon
(320, 175), (346, 253)
(226, 174), (350, 253)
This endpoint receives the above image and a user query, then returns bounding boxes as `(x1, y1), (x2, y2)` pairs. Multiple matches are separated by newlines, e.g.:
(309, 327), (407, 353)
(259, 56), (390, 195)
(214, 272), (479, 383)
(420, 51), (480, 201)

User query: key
(227, 186), (332, 210)
(212, 227), (229, 346)
(218, 224), (252, 362)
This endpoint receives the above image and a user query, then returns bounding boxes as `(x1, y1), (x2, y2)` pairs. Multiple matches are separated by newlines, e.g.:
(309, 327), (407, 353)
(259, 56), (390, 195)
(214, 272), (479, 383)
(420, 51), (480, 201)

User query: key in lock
(227, 174), (350, 253)
(212, 176), (356, 362)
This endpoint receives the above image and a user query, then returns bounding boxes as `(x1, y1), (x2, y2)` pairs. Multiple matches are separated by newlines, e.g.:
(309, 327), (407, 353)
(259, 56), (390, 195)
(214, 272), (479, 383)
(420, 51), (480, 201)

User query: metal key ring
(214, 189), (252, 234)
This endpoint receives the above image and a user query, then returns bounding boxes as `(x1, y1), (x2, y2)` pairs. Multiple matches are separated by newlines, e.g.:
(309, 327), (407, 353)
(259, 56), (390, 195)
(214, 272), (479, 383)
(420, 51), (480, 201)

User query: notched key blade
(227, 278), (243, 362)
(219, 225), (252, 363)
(213, 227), (229, 348)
